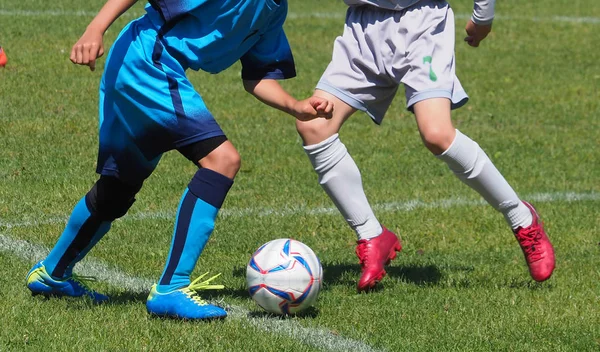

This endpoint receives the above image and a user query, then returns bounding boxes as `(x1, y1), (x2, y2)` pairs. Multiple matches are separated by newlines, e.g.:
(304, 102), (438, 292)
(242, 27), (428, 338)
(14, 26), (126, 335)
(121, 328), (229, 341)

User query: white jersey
(343, 0), (496, 24)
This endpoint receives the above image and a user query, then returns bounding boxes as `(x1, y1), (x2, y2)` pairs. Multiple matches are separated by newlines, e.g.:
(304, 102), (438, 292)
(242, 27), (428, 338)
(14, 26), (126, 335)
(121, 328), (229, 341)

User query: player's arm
(465, 0), (495, 47)
(239, 3), (332, 120)
(243, 79), (333, 121)
(71, 0), (138, 71)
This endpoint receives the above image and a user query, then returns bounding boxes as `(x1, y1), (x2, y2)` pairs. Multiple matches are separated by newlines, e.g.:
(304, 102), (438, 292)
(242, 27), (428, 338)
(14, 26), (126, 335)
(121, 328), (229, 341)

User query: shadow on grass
(99, 261), (552, 307)
(103, 290), (148, 305)
(230, 261), (550, 290)
(102, 286), (320, 319)
(321, 262), (444, 286)
(245, 306), (320, 319)
(231, 262), (445, 289)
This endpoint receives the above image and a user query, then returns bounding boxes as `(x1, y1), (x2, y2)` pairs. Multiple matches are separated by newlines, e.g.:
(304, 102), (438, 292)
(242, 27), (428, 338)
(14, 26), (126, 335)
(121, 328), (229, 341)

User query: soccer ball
(246, 238), (323, 315)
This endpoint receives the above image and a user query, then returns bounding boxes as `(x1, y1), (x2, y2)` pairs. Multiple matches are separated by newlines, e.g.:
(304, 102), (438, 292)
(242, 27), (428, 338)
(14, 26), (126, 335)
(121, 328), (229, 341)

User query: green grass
(1, 0), (599, 351)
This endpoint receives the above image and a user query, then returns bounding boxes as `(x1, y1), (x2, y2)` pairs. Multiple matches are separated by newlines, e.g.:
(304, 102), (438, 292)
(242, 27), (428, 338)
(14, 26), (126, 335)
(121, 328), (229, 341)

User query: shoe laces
(182, 272), (224, 306)
(70, 274), (100, 294)
(356, 240), (371, 266)
(515, 225), (543, 262)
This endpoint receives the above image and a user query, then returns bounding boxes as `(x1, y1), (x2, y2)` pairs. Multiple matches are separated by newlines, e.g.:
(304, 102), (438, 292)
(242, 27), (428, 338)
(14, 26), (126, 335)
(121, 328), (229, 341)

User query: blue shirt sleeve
(240, 5), (296, 80)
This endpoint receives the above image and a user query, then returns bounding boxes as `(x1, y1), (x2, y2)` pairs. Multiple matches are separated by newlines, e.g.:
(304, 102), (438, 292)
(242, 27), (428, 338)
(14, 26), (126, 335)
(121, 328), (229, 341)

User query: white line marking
(288, 12), (600, 25)
(1, 191), (598, 230)
(1, 191), (596, 349)
(0, 9), (599, 24)
(1, 233), (383, 352)
(0, 9), (99, 17)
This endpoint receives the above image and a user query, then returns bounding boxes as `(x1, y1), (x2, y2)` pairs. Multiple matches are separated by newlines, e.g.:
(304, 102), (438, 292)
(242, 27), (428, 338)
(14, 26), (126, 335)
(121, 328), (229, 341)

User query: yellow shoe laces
(182, 272), (224, 306)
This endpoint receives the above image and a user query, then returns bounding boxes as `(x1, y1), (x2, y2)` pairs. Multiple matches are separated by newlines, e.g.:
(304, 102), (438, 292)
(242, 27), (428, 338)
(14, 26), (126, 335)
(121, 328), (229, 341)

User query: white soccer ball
(246, 238), (323, 315)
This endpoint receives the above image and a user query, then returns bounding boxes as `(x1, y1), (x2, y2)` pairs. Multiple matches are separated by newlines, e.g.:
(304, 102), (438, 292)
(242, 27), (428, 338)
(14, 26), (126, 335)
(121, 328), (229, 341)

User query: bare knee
(199, 141), (241, 179)
(419, 127), (456, 155)
(412, 98), (455, 155)
(296, 118), (339, 145)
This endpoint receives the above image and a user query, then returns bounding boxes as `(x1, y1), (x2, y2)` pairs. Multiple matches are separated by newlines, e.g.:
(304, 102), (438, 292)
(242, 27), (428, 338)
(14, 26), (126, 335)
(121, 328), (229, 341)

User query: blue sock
(43, 197), (111, 279)
(157, 168), (233, 293)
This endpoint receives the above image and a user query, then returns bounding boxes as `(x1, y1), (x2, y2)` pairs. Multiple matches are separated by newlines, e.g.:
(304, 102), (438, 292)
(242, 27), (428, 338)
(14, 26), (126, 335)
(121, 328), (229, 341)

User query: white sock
(304, 134), (383, 240)
(437, 130), (532, 230)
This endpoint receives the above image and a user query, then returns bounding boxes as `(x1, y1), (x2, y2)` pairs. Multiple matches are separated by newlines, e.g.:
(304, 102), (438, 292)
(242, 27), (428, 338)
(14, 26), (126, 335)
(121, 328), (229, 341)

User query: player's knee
(200, 141), (241, 179)
(295, 118), (335, 145)
(218, 148), (241, 176)
(85, 176), (143, 221)
(179, 136), (240, 178)
(420, 127), (455, 155)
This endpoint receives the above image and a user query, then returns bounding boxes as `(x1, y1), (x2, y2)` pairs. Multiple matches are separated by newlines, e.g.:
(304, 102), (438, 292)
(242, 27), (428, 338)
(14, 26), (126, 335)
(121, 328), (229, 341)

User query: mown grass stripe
(0, 9), (599, 24)
(1, 191), (598, 229)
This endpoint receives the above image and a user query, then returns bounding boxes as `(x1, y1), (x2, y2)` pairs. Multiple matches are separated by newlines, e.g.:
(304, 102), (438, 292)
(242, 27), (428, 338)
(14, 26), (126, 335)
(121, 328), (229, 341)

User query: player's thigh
(96, 140), (162, 185)
(296, 89), (356, 145)
(97, 85), (163, 184)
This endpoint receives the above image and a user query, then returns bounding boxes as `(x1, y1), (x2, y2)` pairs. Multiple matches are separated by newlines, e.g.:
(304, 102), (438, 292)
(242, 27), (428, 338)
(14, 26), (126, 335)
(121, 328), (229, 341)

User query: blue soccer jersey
(145, 0), (296, 78)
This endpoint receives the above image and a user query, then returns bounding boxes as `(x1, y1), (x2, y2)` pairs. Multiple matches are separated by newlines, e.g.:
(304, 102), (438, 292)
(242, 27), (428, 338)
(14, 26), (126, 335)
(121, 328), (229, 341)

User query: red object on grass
(0, 47), (7, 67)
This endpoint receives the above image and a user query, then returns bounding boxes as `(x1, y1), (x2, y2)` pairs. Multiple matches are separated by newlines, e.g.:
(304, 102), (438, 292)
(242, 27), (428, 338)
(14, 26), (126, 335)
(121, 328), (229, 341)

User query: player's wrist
(283, 97), (300, 117)
(470, 14), (494, 26)
(86, 22), (109, 35)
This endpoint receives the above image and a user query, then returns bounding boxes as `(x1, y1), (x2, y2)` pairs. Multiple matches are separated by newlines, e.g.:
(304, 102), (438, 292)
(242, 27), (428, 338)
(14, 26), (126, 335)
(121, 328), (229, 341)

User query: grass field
(1, 0), (599, 351)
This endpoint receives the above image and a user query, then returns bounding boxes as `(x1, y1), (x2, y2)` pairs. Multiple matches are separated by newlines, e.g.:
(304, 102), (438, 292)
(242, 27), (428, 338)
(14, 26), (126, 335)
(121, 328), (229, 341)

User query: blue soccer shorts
(97, 15), (224, 183)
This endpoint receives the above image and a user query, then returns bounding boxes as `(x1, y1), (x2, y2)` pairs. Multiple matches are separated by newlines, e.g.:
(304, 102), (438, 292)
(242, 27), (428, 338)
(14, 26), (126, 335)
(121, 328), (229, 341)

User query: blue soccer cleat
(146, 272), (227, 320)
(25, 261), (109, 303)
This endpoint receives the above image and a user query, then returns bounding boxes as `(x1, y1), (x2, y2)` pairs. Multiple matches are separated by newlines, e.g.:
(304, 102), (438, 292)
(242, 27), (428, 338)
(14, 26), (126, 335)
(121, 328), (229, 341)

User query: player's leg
(154, 137), (238, 293)
(26, 175), (144, 301)
(297, 90), (401, 292)
(413, 98), (532, 218)
(146, 137), (238, 320)
(299, 5), (408, 292)
(413, 98), (555, 281)
(26, 92), (152, 303)
(140, 26), (238, 318)
(414, 98), (533, 225)
(298, 89), (383, 240)
(401, 0), (554, 282)
(26, 19), (178, 301)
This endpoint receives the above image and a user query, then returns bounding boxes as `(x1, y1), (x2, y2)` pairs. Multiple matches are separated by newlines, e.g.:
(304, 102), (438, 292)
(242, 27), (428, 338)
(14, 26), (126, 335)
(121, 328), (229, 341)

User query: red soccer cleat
(513, 202), (555, 282)
(355, 227), (402, 292)
(0, 47), (7, 67)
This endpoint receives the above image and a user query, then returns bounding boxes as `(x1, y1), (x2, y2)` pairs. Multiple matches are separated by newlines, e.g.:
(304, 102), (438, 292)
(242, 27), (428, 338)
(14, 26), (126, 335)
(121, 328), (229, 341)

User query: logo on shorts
(423, 56), (438, 82)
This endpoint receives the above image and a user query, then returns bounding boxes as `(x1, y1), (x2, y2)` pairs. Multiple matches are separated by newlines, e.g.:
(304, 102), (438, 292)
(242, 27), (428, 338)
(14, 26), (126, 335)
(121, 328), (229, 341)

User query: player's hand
(70, 28), (105, 71)
(292, 96), (334, 121)
(464, 19), (492, 47)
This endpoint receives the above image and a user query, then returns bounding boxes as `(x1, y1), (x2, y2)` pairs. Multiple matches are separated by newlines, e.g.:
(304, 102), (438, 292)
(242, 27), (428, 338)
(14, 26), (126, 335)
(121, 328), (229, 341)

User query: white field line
(1, 191), (598, 230)
(0, 9), (599, 24)
(0, 233), (383, 352)
(0, 191), (597, 349)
